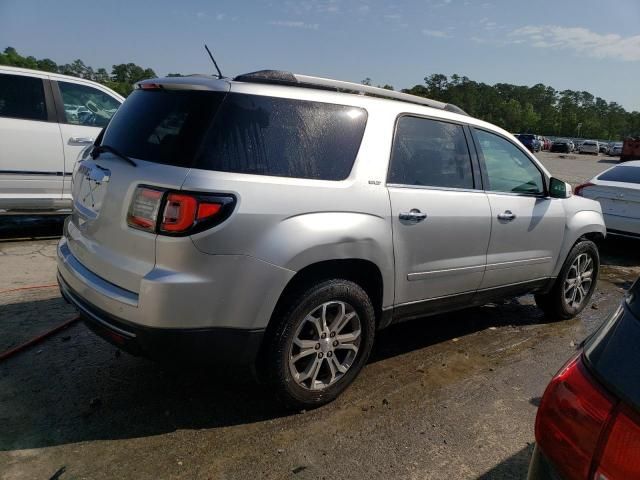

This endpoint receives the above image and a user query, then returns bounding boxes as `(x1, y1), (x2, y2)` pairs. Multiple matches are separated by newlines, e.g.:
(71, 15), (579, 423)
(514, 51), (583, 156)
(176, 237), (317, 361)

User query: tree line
(402, 74), (639, 141)
(2, 47), (638, 140)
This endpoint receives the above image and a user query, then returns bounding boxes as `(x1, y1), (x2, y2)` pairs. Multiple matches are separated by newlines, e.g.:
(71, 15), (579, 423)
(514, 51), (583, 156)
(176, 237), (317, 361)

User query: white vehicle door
(0, 71), (64, 211)
(52, 80), (122, 199)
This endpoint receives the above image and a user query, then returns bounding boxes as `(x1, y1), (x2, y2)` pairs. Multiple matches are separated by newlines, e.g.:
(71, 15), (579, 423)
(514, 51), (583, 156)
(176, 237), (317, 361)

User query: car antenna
(204, 44), (223, 78)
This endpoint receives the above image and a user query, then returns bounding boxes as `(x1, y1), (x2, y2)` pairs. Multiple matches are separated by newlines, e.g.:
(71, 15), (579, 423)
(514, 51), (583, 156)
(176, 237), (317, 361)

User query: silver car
(57, 71), (606, 408)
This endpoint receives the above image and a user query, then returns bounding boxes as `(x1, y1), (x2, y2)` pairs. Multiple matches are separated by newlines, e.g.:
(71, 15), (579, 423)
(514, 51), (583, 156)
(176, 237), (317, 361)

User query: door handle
(69, 137), (95, 145)
(399, 209), (427, 223)
(497, 210), (516, 221)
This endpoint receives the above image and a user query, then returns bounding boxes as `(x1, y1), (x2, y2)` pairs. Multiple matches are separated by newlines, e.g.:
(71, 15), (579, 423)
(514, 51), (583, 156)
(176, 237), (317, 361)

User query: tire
(265, 279), (376, 409)
(535, 240), (599, 320)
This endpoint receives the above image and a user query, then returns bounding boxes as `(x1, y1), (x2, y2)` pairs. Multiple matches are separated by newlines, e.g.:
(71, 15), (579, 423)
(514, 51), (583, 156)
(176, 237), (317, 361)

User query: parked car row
(514, 134), (551, 153)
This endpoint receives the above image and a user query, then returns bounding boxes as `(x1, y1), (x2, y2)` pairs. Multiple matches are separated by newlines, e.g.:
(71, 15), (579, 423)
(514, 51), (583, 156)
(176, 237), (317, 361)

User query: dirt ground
(0, 151), (637, 480)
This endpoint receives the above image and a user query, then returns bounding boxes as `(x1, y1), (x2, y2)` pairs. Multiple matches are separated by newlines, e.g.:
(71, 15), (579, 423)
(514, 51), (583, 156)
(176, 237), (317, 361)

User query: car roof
(0, 65), (125, 101)
(138, 72), (496, 128)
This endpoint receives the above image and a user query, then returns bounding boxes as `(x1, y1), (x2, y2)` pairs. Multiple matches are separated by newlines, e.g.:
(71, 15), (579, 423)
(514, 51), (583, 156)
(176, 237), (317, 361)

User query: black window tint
(0, 73), (47, 121)
(388, 116), (474, 189)
(196, 94), (367, 180)
(598, 166), (640, 184)
(102, 90), (225, 166)
(476, 129), (544, 195)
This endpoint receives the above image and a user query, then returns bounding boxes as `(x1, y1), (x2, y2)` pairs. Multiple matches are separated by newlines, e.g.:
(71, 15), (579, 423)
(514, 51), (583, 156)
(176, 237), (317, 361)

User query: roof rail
(233, 70), (468, 115)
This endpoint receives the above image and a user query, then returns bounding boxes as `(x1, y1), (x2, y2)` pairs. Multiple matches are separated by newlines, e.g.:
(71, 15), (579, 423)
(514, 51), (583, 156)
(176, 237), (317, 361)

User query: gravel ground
(0, 151), (637, 480)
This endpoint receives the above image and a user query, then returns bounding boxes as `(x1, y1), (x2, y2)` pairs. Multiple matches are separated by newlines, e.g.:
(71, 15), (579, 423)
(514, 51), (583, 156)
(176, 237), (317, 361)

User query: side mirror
(549, 177), (572, 198)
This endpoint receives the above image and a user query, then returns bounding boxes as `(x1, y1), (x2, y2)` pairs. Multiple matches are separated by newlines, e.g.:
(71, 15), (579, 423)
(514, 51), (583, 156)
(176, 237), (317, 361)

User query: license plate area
(74, 163), (111, 218)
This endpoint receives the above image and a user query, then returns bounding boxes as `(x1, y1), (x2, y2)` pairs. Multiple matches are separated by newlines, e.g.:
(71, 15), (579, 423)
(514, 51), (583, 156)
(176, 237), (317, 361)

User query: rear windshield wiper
(91, 144), (137, 167)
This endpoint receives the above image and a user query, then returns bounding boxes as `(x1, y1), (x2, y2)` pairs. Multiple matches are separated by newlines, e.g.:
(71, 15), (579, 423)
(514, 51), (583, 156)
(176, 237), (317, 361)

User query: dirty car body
(57, 71), (606, 408)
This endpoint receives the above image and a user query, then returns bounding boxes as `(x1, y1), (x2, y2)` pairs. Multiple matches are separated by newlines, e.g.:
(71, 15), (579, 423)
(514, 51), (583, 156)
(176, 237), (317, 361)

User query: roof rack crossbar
(294, 74), (450, 112)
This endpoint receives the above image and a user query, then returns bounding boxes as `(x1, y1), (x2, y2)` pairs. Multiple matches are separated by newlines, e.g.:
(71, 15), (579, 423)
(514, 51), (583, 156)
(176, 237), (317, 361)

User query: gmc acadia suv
(57, 71), (606, 408)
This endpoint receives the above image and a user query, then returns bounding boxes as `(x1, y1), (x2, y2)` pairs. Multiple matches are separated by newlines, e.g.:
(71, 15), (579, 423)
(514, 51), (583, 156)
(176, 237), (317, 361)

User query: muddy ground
(1, 151), (637, 480)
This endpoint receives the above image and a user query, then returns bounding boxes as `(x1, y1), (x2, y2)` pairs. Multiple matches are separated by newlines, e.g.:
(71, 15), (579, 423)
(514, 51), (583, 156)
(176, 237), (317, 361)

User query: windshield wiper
(91, 144), (137, 167)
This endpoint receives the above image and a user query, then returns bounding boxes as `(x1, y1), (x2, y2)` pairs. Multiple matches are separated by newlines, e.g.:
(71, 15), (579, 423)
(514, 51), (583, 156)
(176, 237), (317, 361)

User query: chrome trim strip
(408, 264), (485, 281)
(484, 256), (552, 271)
(58, 241), (139, 307)
(394, 277), (550, 308)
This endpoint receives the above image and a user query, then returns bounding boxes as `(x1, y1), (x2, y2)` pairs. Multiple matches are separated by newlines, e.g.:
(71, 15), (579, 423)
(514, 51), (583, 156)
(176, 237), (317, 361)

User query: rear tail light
(575, 182), (595, 197)
(536, 354), (640, 479)
(535, 355), (615, 480)
(127, 187), (164, 233)
(127, 186), (235, 235)
(593, 406), (640, 479)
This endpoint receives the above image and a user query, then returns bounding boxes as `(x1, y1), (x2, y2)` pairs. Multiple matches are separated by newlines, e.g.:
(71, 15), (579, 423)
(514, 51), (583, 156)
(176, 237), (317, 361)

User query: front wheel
(265, 279), (376, 409)
(535, 240), (599, 319)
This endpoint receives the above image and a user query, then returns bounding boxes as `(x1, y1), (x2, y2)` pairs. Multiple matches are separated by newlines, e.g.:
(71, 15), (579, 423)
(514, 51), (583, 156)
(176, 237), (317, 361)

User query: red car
(528, 278), (640, 479)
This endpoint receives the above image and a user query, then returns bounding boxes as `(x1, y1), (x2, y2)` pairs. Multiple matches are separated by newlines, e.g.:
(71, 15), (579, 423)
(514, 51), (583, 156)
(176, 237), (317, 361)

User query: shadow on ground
(0, 215), (66, 240)
(600, 236), (640, 267)
(0, 294), (550, 452)
(476, 444), (535, 479)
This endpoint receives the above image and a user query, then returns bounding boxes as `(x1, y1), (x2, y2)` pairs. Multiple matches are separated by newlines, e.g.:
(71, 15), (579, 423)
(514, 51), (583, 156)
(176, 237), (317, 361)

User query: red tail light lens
(593, 406), (640, 479)
(127, 187), (164, 232)
(161, 193), (198, 232)
(575, 182), (595, 197)
(127, 185), (235, 235)
(535, 355), (615, 480)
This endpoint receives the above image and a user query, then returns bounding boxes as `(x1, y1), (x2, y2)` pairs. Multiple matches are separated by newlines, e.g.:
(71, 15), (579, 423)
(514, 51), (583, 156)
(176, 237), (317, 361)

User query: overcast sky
(1, 0), (639, 110)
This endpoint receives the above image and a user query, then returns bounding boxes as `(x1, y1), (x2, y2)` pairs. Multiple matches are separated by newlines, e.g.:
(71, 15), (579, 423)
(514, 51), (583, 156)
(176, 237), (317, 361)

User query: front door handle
(69, 137), (95, 145)
(497, 210), (516, 221)
(399, 209), (427, 223)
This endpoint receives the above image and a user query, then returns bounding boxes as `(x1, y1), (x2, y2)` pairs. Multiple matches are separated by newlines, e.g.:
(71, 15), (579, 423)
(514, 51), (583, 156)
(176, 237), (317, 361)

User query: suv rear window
(598, 166), (640, 184)
(102, 90), (367, 181)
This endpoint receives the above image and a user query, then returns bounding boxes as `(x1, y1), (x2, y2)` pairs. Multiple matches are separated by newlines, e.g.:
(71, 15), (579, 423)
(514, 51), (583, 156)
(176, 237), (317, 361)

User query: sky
(1, 0), (639, 110)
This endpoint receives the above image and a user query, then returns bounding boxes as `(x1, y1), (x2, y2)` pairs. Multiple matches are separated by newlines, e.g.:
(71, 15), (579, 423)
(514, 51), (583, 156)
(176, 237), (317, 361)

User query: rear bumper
(58, 272), (264, 366)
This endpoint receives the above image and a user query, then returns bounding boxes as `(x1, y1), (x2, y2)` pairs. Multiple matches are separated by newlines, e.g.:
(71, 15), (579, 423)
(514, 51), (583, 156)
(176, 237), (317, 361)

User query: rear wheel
(265, 279), (375, 409)
(535, 240), (599, 320)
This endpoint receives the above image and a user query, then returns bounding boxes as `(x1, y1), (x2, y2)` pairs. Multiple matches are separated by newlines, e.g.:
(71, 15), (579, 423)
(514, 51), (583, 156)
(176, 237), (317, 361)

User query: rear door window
(0, 73), (47, 121)
(388, 116), (474, 189)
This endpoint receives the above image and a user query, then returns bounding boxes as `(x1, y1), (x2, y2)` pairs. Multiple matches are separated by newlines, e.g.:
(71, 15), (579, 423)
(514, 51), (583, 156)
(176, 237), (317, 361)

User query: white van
(0, 66), (124, 213)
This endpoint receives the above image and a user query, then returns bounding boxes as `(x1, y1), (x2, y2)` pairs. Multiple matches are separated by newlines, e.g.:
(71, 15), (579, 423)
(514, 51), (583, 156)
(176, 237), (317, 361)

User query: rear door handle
(399, 209), (427, 223)
(69, 137), (95, 145)
(497, 210), (516, 221)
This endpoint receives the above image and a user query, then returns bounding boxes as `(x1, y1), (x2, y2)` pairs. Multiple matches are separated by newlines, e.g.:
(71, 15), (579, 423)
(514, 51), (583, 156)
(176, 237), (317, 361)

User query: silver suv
(57, 71), (605, 408)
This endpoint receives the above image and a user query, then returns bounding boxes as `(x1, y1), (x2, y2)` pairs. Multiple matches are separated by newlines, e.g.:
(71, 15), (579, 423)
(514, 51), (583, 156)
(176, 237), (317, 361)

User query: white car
(579, 140), (599, 155)
(575, 160), (640, 238)
(609, 142), (623, 156)
(0, 66), (124, 213)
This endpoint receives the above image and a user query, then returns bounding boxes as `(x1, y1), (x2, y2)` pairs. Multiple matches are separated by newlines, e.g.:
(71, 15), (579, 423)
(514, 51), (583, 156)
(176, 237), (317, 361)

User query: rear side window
(388, 116), (474, 189)
(598, 166), (640, 184)
(0, 73), (47, 121)
(196, 94), (367, 180)
(103, 91), (367, 180)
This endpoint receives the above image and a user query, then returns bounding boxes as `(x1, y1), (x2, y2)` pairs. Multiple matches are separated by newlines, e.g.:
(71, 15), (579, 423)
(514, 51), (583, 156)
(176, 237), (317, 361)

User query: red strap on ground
(0, 316), (80, 363)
